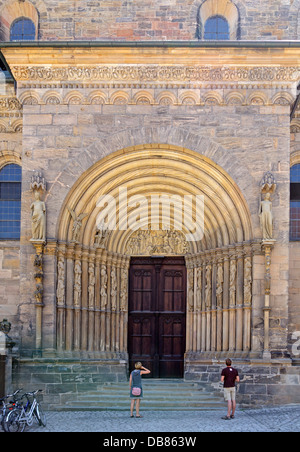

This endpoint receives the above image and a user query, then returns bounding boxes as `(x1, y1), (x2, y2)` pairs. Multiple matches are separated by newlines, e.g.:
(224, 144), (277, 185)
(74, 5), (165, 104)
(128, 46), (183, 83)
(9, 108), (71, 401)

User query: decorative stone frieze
(11, 65), (300, 84)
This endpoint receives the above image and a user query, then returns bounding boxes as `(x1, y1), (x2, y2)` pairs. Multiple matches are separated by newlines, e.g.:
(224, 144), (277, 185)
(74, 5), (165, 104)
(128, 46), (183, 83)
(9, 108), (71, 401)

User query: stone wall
(0, 245), (20, 322)
(185, 359), (300, 406)
(1, 0), (300, 41)
(289, 243), (300, 361)
(12, 357), (128, 409)
(0, 92), (22, 341)
(14, 92), (292, 353)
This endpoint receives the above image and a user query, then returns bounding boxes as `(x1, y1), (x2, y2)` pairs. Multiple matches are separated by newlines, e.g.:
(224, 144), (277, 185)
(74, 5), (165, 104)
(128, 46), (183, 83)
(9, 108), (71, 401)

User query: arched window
(10, 17), (36, 41)
(197, 0), (239, 40)
(204, 15), (230, 40)
(290, 163), (300, 240)
(0, 164), (22, 240)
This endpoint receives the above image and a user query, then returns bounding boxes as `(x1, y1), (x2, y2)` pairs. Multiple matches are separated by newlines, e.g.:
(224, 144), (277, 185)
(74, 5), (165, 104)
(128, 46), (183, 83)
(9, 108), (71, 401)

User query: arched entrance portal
(55, 145), (253, 376)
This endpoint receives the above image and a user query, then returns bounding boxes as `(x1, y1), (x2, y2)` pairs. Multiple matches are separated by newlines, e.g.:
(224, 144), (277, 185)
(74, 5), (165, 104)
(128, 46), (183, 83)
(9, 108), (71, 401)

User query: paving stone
(25, 405), (300, 433)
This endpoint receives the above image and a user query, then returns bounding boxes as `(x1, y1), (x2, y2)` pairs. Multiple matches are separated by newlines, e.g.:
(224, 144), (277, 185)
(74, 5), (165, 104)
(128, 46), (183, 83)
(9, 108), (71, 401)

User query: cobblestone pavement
(24, 405), (300, 433)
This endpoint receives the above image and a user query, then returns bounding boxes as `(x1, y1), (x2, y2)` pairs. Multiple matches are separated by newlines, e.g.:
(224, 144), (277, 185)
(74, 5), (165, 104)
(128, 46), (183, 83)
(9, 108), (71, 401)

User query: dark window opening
(290, 164), (300, 241)
(10, 18), (35, 41)
(204, 15), (230, 40)
(0, 164), (22, 240)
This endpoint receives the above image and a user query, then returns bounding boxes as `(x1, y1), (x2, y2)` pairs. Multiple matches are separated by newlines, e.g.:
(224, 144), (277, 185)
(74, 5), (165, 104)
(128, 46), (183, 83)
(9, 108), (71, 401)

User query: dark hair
(226, 359), (232, 366)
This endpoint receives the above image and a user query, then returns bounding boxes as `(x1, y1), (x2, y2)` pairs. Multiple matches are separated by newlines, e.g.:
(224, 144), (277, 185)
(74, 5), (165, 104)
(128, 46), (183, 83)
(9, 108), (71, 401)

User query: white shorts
(224, 387), (236, 402)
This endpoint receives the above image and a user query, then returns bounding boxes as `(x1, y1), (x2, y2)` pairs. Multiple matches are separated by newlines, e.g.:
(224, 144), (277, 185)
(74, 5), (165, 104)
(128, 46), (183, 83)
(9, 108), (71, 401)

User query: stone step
(76, 393), (222, 402)
(53, 379), (224, 411)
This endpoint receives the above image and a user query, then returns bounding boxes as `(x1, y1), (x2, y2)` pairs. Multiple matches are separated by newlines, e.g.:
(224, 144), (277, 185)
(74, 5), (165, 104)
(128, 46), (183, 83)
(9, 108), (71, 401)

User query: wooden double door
(128, 257), (186, 378)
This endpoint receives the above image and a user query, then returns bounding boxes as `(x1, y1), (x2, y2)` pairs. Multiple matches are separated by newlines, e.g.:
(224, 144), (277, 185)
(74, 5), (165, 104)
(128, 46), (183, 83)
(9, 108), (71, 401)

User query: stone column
(211, 253), (217, 352)
(31, 240), (46, 352)
(81, 247), (89, 352)
(94, 248), (102, 351)
(205, 259), (212, 352)
(120, 261), (129, 353)
(73, 246), (82, 352)
(65, 243), (75, 351)
(222, 249), (230, 352)
(193, 264), (198, 352)
(216, 251), (224, 352)
(201, 257), (206, 352)
(236, 246), (244, 352)
(121, 256), (130, 354)
(110, 263), (118, 352)
(196, 263), (202, 352)
(229, 253), (236, 352)
(56, 244), (66, 352)
(87, 250), (96, 352)
(186, 266), (194, 352)
(262, 239), (276, 360)
(243, 252), (252, 352)
(100, 259), (108, 352)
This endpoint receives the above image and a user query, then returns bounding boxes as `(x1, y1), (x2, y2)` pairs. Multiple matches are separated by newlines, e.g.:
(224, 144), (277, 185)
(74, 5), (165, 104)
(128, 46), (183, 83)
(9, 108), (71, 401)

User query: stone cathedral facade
(1, 0), (300, 407)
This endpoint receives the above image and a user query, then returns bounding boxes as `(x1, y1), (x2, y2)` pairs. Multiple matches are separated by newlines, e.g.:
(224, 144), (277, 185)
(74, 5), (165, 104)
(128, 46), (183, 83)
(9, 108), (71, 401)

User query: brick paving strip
(26, 405), (300, 433)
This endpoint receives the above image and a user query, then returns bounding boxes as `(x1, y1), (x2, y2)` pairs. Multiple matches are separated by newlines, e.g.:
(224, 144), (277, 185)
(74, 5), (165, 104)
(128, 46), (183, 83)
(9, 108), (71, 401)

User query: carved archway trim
(56, 145), (253, 253)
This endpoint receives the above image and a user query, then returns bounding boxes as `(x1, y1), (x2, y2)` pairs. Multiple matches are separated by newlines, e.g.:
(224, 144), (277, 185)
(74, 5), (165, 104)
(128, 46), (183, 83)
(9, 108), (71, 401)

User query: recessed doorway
(128, 256), (186, 378)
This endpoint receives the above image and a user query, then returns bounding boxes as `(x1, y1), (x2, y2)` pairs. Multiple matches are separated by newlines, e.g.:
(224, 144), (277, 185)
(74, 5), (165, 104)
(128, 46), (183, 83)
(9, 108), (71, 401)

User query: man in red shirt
(221, 359), (240, 420)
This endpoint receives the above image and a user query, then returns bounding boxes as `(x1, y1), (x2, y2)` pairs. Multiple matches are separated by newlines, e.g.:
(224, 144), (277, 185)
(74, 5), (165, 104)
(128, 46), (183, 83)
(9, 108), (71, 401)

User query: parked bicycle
(0, 389), (23, 432)
(4, 389), (46, 432)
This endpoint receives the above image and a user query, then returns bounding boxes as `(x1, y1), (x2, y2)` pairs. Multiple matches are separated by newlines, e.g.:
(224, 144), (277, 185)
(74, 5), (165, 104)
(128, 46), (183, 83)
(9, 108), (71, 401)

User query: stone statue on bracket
(259, 192), (273, 240)
(30, 190), (46, 241)
(259, 172), (276, 241)
(258, 171), (277, 240)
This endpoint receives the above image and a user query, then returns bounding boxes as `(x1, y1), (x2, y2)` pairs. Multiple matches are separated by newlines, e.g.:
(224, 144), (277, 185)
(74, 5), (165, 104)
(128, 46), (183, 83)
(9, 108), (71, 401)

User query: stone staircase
(55, 379), (224, 411)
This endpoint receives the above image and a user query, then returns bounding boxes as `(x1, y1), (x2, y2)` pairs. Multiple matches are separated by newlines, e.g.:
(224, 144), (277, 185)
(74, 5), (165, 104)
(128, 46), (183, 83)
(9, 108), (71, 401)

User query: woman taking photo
(129, 362), (151, 418)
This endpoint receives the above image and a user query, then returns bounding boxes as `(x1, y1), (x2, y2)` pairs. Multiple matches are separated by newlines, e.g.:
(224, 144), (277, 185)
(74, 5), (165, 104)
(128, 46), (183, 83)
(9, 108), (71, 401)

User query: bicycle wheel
(34, 403), (46, 427)
(5, 408), (26, 433)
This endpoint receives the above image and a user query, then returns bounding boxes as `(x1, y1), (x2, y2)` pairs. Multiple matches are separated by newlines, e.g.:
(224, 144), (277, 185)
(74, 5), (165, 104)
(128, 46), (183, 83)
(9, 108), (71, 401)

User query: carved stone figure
(216, 263), (224, 308)
(88, 263), (95, 308)
(244, 257), (252, 306)
(125, 229), (189, 255)
(100, 265), (108, 309)
(205, 265), (212, 308)
(187, 269), (194, 312)
(259, 193), (273, 240)
(0, 318), (11, 335)
(196, 267), (202, 311)
(120, 269), (128, 312)
(31, 191), (46, 241)
(56, 257), (65, 306)
(68, 207), (88, 242)
(34, 284), (43, 304)
(73, 260), (82, 307)
(110, 267), (117, 311)
(94, 222), (111, 248)
(229, 259), (236, 306)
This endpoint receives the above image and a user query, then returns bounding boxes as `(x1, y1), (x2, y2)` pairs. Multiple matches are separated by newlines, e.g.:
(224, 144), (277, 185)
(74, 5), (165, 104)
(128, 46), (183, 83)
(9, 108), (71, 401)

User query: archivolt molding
(291, 118), (300, 134)
(291, 150), (300, 167)
(0, 150), (21, 171)
(55, 145), (253, 256)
